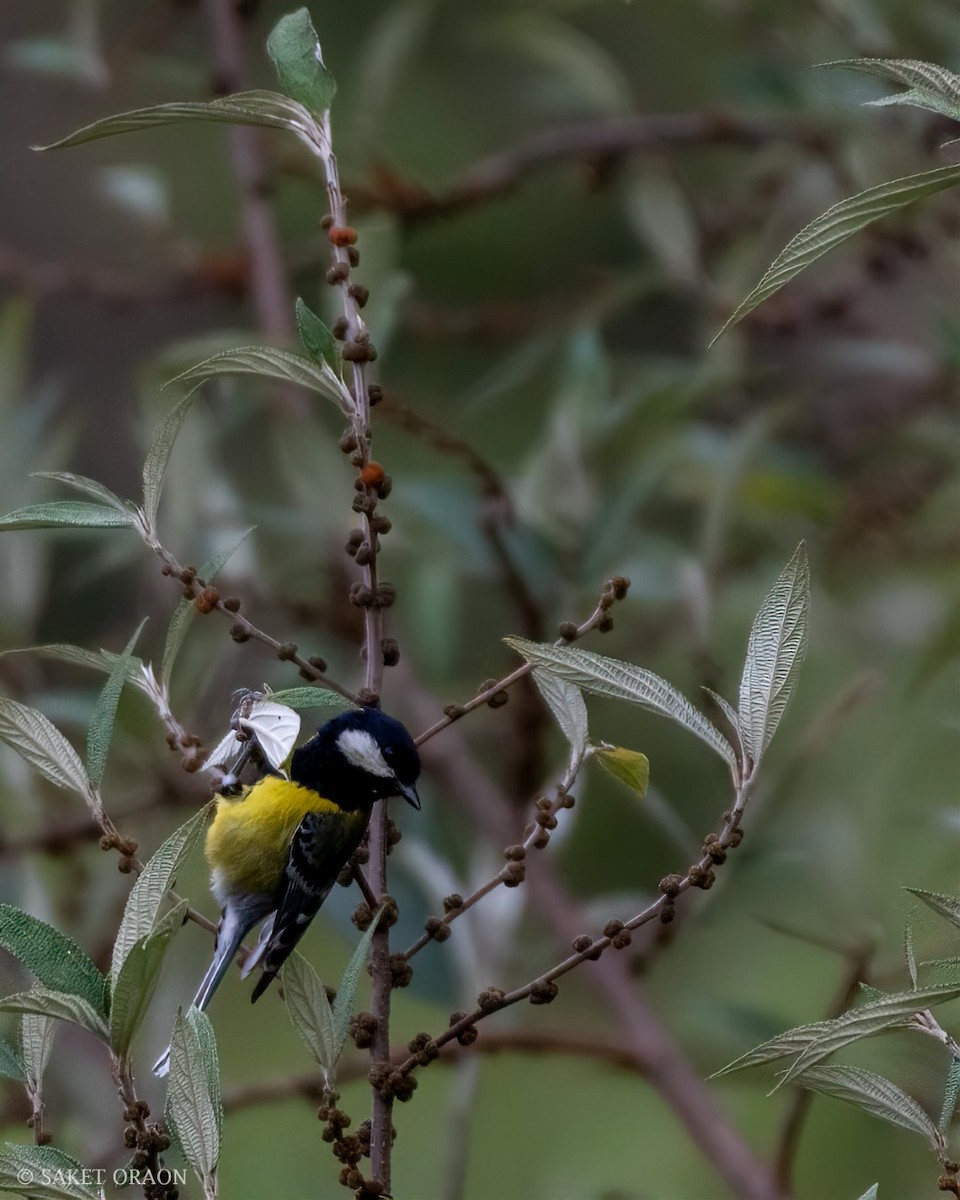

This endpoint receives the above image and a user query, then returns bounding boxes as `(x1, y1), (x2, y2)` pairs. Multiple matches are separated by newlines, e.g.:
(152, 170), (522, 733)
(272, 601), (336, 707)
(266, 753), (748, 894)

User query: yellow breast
(205, 776), (340, 900)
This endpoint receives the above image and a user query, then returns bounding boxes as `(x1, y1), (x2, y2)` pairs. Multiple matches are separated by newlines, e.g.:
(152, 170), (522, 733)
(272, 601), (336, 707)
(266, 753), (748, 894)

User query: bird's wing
(244, 805), (369, 1002)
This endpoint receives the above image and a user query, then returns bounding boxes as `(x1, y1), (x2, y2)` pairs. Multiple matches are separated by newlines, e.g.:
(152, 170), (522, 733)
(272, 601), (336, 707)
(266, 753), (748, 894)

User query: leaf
(280, 953), (337, 1081)
(31, 471), (132, 514)
(592, 743), (650, 798)
(856, 1187), (879, 1200)
(779, 983), (960, 1088)
(712, 1019), (834, 1077)
(737, 543), (810, 772)
(18, 1014), (53, 1090)
(142, 393), (197, 530)
(0, 501), (134, 530)
(0, 700), (89, 795)
(295, 297), (340, 372)
(267, 8), (337, 114)
(332, 908), (385, 1059)
(0, 987), (108, 1040)
(112, 804), (211, 981)
(0, 1143), (105, 1199)
(164, 345), (352, 416)
(532, 669), (588, 762)
(906, 888), (960, 931)
(823, 58), (960, 121)
(0, 905), (106, 1015)
(795, 1065), (941, 1146)
(86, 620), (147, 788)
(33, 90), (318, 152)
(0, 1037), (22, 1082)
(165, 1007), (222, 1194)
(703, 688), (744, 760)
(505, 638), (737, 772)
(109, 900), (187, 1060)
(0, 644), (147, 691)
(161, 529), (254, 687)
(265, 687), (357, 713)
(940, 1056), (960, 1134)
(712, 164), (960, 340)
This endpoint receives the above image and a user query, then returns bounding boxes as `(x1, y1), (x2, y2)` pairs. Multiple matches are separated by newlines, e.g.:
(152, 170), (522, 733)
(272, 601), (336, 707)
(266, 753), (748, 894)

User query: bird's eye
(383, 746), (396, 762)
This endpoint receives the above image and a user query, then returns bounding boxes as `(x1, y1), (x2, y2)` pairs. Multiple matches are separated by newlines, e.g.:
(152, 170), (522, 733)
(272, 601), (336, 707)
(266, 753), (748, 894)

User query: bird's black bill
(397, 780), (421, 810)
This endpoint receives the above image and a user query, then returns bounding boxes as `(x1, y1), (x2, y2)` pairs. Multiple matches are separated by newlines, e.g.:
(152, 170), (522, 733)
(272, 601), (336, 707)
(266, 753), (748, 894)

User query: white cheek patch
(336, 728), (394, 778)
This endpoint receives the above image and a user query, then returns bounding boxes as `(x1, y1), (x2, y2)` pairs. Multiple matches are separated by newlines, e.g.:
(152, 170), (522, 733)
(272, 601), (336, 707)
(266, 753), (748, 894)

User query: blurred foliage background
(0, 1), (958, 1198)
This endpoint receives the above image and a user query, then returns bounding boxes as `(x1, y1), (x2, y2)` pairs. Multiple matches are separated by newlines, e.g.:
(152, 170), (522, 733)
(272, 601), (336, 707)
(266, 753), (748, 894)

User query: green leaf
(112, 805), (211, 981)
(823, 58), (960, 121)
(0, 644), (147, 691)
(0, 1143), (105, 1199)
(737, 543), (810, 773)
(331, 908), (385, 1059)
(712, 1018), (840, 1076)
(778, 983), (960, 1089)
(856, 1187), (879, 1200)
(795, 1065), (941, 1146)
(33, 90), (318, 152)
(165, 1007), (222, 1195)
(905, 888), (960, 931)
(86, 620), (147, 788)
(505, 638), (737, 772)
(295, 297), (340, 372)
(267, 8), (337, 114)
(0, 904), (106, 1016)
(712, 164), (960, 341)
(1, 987), (108, 1040)
(281, 952), (337, 1082)
(592, 743), (650, 798)
(0, 1037), (22, 1082)
(265, 687), (356, 712)
(161, 529), (254, 688)
(18, 1014), (53, 1091)
(0, 700), (88, 795)
(531, 669), (588, 762)
(939, 1056), (960, 1134)
(0, 501), (133, 530)
(141, 393), (197, 531)
(164, 345), (353, 415)
(31, 471), (132, 514)
(109, 900), (187, 1060)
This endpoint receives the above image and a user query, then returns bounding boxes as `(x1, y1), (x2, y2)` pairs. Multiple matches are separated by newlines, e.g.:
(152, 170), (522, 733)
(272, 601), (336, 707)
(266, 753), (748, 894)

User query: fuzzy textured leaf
(856, 1187), (879, 1200)
(332, 908), (384, 1058)
(713, 164), (960, 339)
(165, 1008), (222, 1193)
(142, 393), (197, 529)
(0, 1143), (105, 1199)
(1, 644), (146, 690)
(712, 1019), (834, 1077)
(939, 1056), (960, 1134)
(112, 804), (211, 981)
(0, 501), (133, 530)
(0, 905), (106, 1015)
(295, 297), (340, 372)
(823, 58), (960, 120)
(18, 1014), (53, 1090)
(267, 8), (337, 113)
(165, 345), (352, 415)
(737, 543), (810, 770)
(86, 620), (146, 787)
(33, 90), (318, 152)
(795, 1065), (941, 1145)
(505, 638), (736, 771)
(0, 1037), (22, 1082)
(281, 953), (336, 1081)
(109, 901), (187, 1059)
(0, 988), (108, 1040)
(592, 743), (650, 797)
(532, 668), (588, 762)
(31, 471), (132, 514)
(0, 700), (89, 795)
(906, 888), (960, 931)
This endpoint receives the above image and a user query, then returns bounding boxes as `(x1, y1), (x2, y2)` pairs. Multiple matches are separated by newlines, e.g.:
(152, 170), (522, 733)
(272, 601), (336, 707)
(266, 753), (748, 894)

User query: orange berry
(360, 461), (385, 488)
(328, 225), (358, 247)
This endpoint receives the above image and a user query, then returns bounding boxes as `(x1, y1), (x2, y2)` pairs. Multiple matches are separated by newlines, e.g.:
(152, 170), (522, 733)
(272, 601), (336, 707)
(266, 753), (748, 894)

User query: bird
(153, 706), (421, 1076)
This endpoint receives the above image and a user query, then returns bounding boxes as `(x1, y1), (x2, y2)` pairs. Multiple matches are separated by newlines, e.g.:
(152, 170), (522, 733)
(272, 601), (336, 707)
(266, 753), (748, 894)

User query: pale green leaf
(164, 345), (352, 415)
(856, 1187), (879, 1200)
(592, 743), (650, 797)
(0, 501), (133, 530)
(906, 888), (960, 931)
(18, 1014), (53, 1090)
(823, 58), (960, 121)
(0, 1143), (105, 1199)
(31, 471), (132, 514)
(0, 700), (88, 795)
(267, 8), (337, 113)
(939, 1056), (960, 1134)
(142, 393), (197, 530)
(33, 90), (318, 152)
(713, 164), (960, 340)
(737, 543), (810, 772)
(703, 687), (744, 760)
(712, 1019), (833, 1077)
(0, 988), (108, 1040)
(281, 952), (336, 1081)
(112, 804), (211, 981)
(295, 297), (340, 372)
(505, 638), (737, 772)
(332, 908), (384, 1059)
(109, 901), (187, 1060)
(86, 620), (147, 787)
(0, 1037), (22, 1082)
(532, 668), (588, 762)
(795, 1065), (941, 1146)
(0, 905), (106, 1015)
(0, 644), (147, 692)
(265, 687), (356, 712)
(165, 1008), (222, 1192)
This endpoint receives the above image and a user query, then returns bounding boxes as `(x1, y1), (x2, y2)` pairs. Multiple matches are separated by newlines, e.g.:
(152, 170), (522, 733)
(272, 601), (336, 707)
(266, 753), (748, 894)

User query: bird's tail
(152, 906), (254, 1077)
